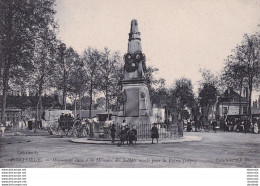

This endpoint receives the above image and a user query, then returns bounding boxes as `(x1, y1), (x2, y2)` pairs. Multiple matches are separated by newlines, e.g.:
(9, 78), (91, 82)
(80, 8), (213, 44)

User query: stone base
(115, 116), (154, 125)
(118, 80), (153, 118)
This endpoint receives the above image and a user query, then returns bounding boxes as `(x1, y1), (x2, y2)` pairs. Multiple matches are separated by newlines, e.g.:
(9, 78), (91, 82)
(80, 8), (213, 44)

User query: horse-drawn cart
(48, 118), (89, 138)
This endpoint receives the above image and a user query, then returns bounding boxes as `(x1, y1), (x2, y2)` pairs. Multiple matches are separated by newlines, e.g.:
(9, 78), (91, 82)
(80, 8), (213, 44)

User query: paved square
(0, 131), (259, 168)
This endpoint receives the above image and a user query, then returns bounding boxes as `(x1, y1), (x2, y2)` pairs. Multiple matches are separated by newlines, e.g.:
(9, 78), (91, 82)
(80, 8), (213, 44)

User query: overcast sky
(54, 0), (260, 95)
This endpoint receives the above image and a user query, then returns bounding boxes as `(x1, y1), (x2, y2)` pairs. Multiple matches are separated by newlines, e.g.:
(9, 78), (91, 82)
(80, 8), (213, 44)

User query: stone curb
(70, 136), (202, 145)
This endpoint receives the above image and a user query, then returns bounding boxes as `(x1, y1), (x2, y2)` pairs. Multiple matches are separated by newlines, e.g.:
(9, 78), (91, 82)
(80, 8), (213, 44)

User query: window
(223, 107), (228, 114)
(243, 107), (248, 115)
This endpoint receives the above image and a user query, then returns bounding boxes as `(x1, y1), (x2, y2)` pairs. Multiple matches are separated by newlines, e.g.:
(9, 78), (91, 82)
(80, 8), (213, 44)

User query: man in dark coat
(124, 125), (130, 145)
(128, 125), (137, 146)
(110, 124), (116, 143)
(60, 113), (65, 121)
(131, 125), (137, 144)
(119, 126), (126, 145)
(151, 124), (159, 144)
(212, 119), (217, 133)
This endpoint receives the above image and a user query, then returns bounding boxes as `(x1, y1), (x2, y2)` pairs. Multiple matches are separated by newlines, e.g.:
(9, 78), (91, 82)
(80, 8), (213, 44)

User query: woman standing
(151, 124), (159, 144)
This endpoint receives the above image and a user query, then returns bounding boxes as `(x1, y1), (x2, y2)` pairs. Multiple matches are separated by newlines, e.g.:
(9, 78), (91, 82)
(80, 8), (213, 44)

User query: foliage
(169, 77), (195, 119)
(221, 33), (260, 118)
(198, 83), (218, 107)
(0, 0), (57, 123)
(99, 48), (123, 110)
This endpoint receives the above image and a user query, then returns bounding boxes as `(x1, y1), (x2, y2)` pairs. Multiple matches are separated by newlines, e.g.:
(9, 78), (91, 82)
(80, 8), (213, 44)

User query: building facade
(216, 88), (249, 119)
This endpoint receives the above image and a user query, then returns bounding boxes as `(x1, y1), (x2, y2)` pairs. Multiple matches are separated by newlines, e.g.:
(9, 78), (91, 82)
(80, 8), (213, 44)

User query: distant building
(0, 108), (22, 125)
(216, 88), (249, 119)
(72, 110), (111, 119)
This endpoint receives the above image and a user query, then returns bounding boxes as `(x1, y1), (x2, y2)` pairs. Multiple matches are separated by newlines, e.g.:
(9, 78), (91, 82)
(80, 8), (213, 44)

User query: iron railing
(87, 122), (180, 141)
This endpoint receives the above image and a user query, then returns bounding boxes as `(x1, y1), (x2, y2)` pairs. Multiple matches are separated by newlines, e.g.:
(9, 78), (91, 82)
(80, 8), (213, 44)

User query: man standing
(129, 125), (137, 146)
(151, 124), (159, 144)
(60, 113), (65, 121)
(125, 125), (130, 145)
(132, 125), (137, 144)
(212, 119), (217, 133)
(119, 126), (126, 146)
(110, 124), (116, 143)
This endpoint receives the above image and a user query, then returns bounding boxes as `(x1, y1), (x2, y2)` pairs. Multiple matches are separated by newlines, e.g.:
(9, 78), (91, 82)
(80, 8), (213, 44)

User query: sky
(54, 0), (260, 96)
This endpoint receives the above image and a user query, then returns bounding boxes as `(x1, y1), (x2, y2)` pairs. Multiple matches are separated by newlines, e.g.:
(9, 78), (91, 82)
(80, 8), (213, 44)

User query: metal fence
(87, 122), (180, 141)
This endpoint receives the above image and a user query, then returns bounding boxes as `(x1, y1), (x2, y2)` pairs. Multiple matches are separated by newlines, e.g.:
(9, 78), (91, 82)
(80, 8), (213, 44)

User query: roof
(0, 109), (22, 112)
(72, 110), (111, 118)
(218, 88), (249, 103)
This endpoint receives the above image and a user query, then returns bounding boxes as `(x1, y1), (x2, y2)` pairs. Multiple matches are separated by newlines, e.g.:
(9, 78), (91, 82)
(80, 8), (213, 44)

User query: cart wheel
(64, 128), (70, 137)
(67, 129), (74, 137)
(72, 129), (78, 138)
(204, 127), (210, 132)
(57, 128), (65, 136)
(196, 127), (202, 132)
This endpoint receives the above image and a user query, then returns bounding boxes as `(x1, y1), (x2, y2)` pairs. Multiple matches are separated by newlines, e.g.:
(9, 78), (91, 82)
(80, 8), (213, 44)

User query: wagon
(48, 118), (89, 138)
(57, 118), (75, 136)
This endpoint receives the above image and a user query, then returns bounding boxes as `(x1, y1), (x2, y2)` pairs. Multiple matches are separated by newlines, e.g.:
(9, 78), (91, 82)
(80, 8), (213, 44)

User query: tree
(199, 68), (220, 89)
(222, 53), (247, 115)
(67, 55), (88, 117)
(0, 0), (57, 124)
(143, 65), (168, 107)
(29, 29), (58, 122)
(93, 97), (106, 110)
(198, 69), (219, 121)
(221, 34), (260, 120)
(144, 65), (159, 91)
(198, 83), (218, 120)
(149, 78), (169, 107)
(53, 45), (79, 110)
(170, 78), (195, 120)
(99, 48), (122, 111)
(235, 34), (260, 119)
(82, 47), (102, 118)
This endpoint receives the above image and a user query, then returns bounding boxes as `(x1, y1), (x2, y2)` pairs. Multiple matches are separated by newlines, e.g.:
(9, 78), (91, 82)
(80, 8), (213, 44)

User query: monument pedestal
(116, 79), (153, 125)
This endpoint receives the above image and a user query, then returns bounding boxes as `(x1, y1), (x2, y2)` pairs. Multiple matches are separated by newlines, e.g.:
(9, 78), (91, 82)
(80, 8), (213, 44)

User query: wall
(218, 103), (248, 117)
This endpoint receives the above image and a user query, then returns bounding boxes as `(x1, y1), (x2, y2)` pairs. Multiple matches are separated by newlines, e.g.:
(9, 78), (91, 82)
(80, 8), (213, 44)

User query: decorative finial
(130, 19), (139, 33)
(129, 19), (141, 41)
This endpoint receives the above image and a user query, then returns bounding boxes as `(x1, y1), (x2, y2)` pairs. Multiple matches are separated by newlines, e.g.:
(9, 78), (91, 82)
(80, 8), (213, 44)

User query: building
(216, 88), (249, 120)
(0, 108), (22, 126)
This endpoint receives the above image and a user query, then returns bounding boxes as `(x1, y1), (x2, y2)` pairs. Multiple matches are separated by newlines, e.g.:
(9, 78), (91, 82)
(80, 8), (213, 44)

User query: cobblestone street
(0, 131), (259, 168)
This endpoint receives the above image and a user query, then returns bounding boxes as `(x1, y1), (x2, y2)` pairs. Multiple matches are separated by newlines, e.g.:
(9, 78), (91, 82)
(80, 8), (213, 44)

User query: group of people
(58, 113), (84, 130)
(59, 113), (74, 121)
(110, 120), (160, 145)
(223, 118), (259, 133)
(109, 122), (137, 146)
(186, 116), (260, 134)
(186, 118), (203, 132)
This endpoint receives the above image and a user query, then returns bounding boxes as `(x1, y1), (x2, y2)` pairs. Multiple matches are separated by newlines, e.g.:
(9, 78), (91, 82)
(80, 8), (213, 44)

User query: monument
(117, 19), (153, 124)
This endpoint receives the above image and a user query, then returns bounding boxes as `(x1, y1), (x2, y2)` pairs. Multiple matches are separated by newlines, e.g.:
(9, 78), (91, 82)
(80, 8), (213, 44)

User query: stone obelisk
(117, 19), (153, 124)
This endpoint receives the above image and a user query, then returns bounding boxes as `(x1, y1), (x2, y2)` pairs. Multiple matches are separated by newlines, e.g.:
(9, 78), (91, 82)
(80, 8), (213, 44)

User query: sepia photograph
(0, 0), (260, 176)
